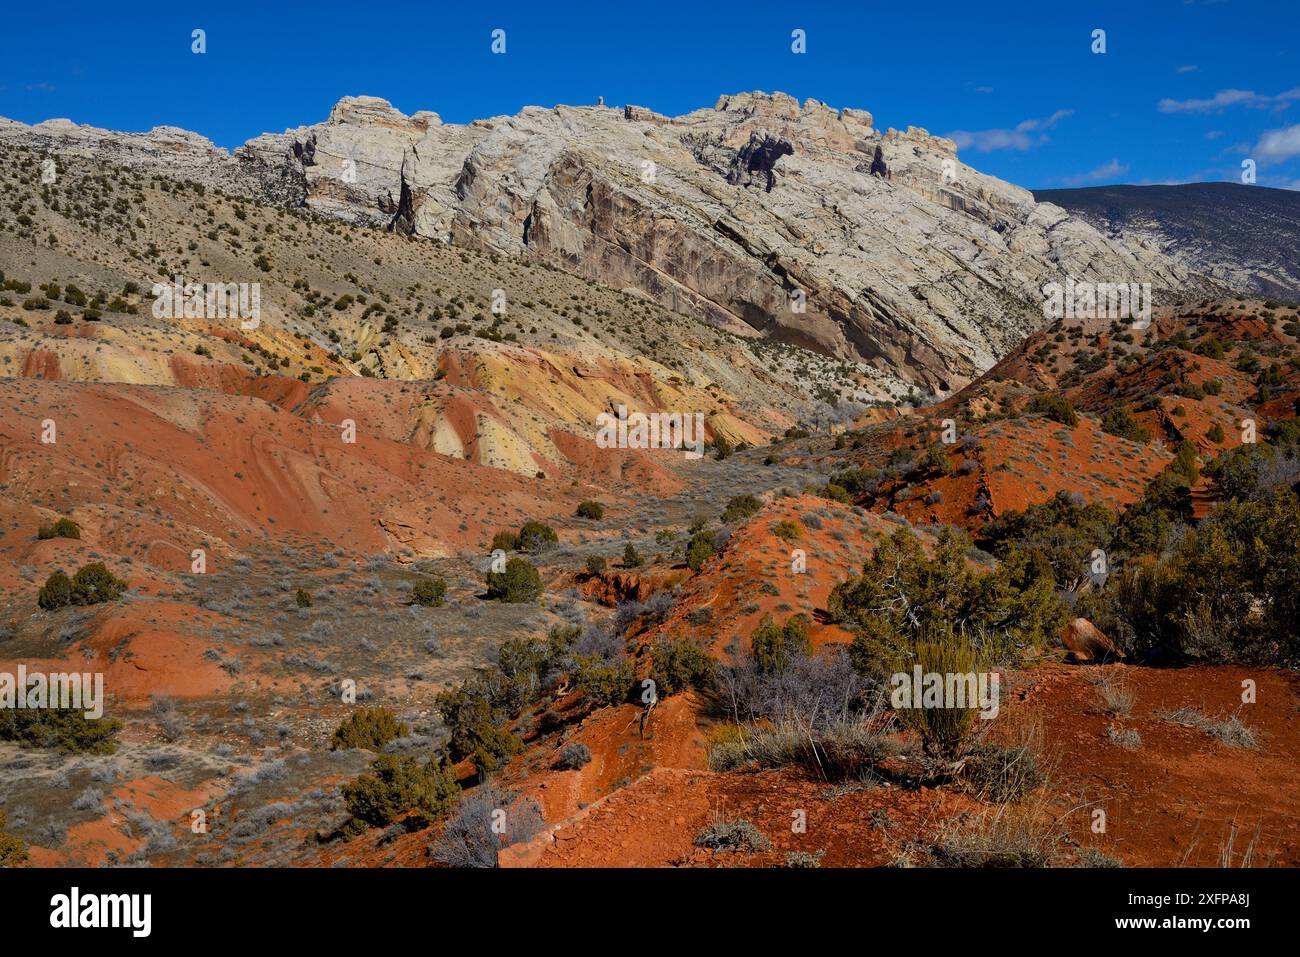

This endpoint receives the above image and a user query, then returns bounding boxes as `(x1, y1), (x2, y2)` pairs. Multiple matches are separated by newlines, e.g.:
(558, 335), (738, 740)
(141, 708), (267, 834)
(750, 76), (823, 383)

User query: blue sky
(1, 0), (1297, 190)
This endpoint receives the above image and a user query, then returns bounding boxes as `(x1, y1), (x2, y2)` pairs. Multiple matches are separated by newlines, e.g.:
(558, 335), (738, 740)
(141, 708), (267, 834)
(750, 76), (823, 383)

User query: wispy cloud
(1175, 65), (1199, 74)
(946, 109), (1073, 152)
(24, 82), (55, 93)
(1060, 158), (1130, 186)
(1205, 130), (1225, 140)
(1158, 87), (1300, 113)
(1254, 124), (1300, 164)
(1128, 162), (1240, 186)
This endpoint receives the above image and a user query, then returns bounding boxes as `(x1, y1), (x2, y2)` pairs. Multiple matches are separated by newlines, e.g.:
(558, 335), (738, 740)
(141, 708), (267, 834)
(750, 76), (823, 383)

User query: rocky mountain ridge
(1034, 182), (1300, 303)
(1, 93), (1221, 393)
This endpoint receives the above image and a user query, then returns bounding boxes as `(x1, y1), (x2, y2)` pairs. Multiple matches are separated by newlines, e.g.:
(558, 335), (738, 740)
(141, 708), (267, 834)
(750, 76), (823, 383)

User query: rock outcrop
(0, 92), (1221, 393)
(1060, 618), (1128, 663)
(1034, 182), (1300, 303)
(725, 131), (794, 191)
(0, 116), (307, 208)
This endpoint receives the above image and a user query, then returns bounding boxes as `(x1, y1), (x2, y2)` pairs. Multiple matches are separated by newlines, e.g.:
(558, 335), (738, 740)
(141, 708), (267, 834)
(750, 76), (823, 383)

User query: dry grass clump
(1159, 706), (1257, 749)
(912, 804), (1065, 868)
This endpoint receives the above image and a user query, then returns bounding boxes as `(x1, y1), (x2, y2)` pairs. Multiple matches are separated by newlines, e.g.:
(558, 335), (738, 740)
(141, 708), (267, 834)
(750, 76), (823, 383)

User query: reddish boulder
(1059, 618), (1126, 663)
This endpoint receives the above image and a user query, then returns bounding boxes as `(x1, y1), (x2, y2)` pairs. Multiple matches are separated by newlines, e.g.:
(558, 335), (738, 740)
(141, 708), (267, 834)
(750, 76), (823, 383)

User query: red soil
(500, 663), (1300, 868)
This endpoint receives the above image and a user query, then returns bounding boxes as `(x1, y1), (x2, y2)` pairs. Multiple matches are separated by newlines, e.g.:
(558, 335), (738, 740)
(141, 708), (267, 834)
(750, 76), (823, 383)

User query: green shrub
(686, 531), (716, 572)
(1158, 707), (1257, 749)
(1115, 470), (1193, 555)
(572, 655), (636, 706)
(470, 724), (523, 776)
(491, 530), (519, 552)
(1112, 434), (1201, 553)
(649, 636), (715, 696)
(575, 501), (604, 520)
(37, 517), (80, 540)
(750, 614), (812, 675)
(330, 707), (409, 751)
(342, 754), (460, 828)
(0, 709), (121, 754)
(436, 680), (525, 766)
(980, 491), (1116, 591)
(819, 483), (852, 504)
(69, 563), (127, 606)
(721, 494), (762, 524)
(1255, 363), (1287, 402)
(516, 520), (557, 553)
(1170, 439), (1200, 485)
(1157, 490), (1297, 664)
(1083, 472), (1300, 667)
(411, 577), (447, 607)
(1076, 848), (1124, 868)
(496, 637), (550, 689)
(546, 624), (581, 660)
(1194, 337), (1225, 359)
(829, 468), (880, 497)
(771, 519), (802, 542)
(623, 543), (643, 568)
(485, 557), (542, 603)
(585, 555), (607, 576)
(437, 685), (494, 759)
(1101, 405), (1150, 443)
(830, 526), (1064, 671)
(37, 570), (73, 610)
(1205, 440), (1273, 501)
(920, 446), (953, 474)
(1029, 395), (1078, 427)
(0, 811), (28, 867)
(295, 588), (313, 608)
(892, 627), (981, 759)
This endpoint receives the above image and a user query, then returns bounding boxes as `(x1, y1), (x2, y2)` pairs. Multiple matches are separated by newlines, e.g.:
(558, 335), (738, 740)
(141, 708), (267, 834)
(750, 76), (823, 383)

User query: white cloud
(1205, 130), (1225, 140)
(1022, 109), (1074, 131)
(1158, 87), (1300, 113)
(1061, 158), (1130, 186)
(1176, 65), (1199, 74)
(946, 109), (1073, 152)
(1254, 124), (1300, 164)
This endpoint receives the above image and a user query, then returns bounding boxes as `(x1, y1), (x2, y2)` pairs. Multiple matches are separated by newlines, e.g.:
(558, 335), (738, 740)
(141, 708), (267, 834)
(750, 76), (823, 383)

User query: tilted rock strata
(1, 92), (1219, 392)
